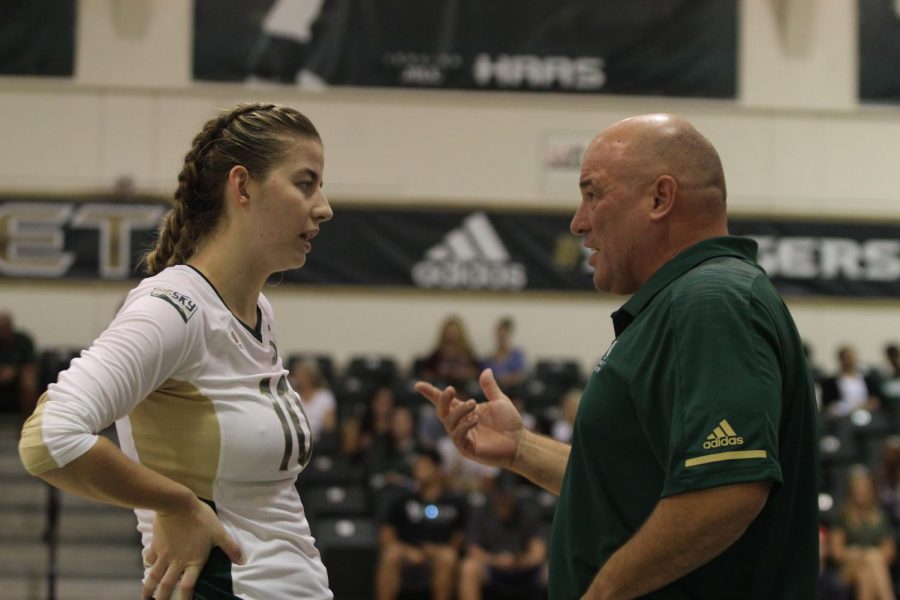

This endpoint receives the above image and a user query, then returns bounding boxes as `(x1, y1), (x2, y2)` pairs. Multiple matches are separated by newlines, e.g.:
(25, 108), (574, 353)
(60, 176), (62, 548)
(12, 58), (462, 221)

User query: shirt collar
(611, 236), (760, 336)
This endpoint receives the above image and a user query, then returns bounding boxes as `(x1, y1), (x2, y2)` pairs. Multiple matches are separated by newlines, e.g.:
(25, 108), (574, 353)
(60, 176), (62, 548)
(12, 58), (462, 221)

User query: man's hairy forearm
(584, 482), (771, 600)
(510, 430), (571, 496)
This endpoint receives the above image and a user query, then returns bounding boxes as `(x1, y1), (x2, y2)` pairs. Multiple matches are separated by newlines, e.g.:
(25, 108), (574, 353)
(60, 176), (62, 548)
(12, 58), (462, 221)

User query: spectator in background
(802, 341), (825, 411)
(831, 466), (896, 600)
(437, 436), (500, 493)
(0, 311), (38, 422)
(343, 384), (395, 461)
(876, 435), (900, 527)
(421, 315), (480, 389)
(375, 446), (466, 600)
(551, 388), (582, 443)
(819, 524), (852, 600)
(369, 405), (418, 488)
(880, 344), (900, 412)
(459, 473), (547, 600)
(288, 359), (336, 440)
(822, 346), (882, 417)
(483, 317), (526, 390)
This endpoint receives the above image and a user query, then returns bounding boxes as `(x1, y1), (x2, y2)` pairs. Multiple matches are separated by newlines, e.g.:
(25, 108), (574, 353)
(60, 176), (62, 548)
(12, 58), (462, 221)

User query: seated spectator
(822, 346), (881, 417)
(0, 311), (38, 421)
(375, 447), (467, 600)
(343, 384), (395, 461)
(436, 435), (500, 493)
(819, 524), (852, 600)
(550, 388), (582, 443)
(369, 405), (419, 488)
(876, 435), (900, 527)
(802, 340), (825, 411)
(881, 344), (900, 412)
(831, 466), (896, 600)
(288, 359), (336, 440)
(459, 474), (547, 600)
(421, 315), (480, 389)
(482, 317), (526, 389)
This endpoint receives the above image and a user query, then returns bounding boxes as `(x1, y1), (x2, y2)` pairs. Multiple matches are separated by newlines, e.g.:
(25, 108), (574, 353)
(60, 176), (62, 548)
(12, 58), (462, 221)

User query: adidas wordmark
(702, 419), (744, 450)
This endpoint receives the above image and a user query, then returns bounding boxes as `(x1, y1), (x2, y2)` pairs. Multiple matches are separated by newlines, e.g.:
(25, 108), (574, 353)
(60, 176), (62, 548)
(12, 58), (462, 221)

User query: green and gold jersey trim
(685, 449), (768, 468)
(18, 392), (58, 475)
(129, 380), (220, 500)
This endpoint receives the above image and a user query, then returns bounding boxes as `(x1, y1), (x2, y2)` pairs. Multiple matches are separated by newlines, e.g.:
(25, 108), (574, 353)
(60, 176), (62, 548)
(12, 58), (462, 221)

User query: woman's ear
(227, 165), (251, 206)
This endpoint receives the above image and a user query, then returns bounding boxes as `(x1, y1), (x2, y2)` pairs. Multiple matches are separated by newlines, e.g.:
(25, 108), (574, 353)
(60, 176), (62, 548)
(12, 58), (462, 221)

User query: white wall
(1, 0), (899, 374)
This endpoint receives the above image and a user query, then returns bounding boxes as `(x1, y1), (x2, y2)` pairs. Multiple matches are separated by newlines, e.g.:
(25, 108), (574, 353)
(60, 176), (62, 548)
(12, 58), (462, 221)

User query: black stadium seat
(534, 358), (584, 391)
(312, 517), (378, 599)
(346, 355), (399, 386)
(298, 454), (363, 487)
(301, 484), (370, 520)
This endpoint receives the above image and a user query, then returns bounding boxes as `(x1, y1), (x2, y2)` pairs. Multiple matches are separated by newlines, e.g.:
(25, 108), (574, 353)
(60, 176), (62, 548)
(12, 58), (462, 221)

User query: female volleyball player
(19, 103), (334, 599)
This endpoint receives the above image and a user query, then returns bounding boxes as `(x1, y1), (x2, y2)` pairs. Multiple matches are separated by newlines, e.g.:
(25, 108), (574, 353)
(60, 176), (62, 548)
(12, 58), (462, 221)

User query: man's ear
(649, 175), (677, 222)
(227, 165), (251, 205)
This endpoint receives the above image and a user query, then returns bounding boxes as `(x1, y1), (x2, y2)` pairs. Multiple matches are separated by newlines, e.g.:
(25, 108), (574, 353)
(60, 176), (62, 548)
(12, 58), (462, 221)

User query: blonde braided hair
(145, 103), (321, 275)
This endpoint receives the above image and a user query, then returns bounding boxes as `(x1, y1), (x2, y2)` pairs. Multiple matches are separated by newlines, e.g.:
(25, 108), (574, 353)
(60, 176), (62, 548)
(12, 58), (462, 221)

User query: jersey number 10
(260, 375), (313, 470)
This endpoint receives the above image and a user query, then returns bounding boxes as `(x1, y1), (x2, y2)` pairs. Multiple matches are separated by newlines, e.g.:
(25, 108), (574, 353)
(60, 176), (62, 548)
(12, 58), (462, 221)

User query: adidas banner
(193, 0), (737, 98)
(1, 199), (900, 297)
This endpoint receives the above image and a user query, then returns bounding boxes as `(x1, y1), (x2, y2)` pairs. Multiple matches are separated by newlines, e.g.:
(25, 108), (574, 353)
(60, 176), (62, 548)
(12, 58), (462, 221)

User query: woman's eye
(297, 181), (314, 194)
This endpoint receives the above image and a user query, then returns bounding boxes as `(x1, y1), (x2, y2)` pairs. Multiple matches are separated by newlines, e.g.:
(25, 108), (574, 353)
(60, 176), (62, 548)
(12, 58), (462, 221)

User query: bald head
(589, 113), (727, 207)
(573, 114), (731, 294)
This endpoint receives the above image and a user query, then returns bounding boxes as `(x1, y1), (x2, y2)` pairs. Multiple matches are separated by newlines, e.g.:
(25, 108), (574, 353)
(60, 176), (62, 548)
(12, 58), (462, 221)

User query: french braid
(144, 103), (320, 275)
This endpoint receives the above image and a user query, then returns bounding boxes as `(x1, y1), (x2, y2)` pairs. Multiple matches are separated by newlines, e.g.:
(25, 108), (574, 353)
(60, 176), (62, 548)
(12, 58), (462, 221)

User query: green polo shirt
(548, 236), (819, 599)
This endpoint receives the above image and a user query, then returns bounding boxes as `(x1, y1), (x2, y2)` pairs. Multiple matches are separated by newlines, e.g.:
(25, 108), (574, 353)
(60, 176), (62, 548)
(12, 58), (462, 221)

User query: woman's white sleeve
(19, 292), (199, 474)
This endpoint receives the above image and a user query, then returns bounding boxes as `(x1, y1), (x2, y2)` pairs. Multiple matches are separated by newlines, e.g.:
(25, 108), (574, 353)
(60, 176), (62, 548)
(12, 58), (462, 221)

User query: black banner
(859, 0), (900, 102)
(193, 0), (737, 97)
(0, 0), (75, 77)
(1, 200), (899, 298)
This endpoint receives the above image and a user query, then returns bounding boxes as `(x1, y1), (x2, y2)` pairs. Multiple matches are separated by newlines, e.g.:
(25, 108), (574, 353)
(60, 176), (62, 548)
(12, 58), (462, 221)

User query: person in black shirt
(0, 311), (37, 421)
(459, 474), (546, 599)
(375, 446), (466, 600)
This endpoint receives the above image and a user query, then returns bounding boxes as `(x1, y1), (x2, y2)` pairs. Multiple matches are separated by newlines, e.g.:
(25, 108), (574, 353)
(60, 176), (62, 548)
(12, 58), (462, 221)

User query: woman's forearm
(37, 436), (196, 514)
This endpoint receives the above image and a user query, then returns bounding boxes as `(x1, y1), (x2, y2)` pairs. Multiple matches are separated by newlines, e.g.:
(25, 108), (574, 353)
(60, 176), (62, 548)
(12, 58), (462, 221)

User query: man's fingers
(414, 381), (441, 404)
(445, 398), (477, 432)
(479, 368), (505, 402)
(414, 382), (457, 418)
(451, 412), (479, 451)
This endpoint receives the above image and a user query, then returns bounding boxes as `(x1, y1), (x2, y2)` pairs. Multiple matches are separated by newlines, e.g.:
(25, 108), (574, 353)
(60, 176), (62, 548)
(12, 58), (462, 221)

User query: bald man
(417, 115), (819, 599)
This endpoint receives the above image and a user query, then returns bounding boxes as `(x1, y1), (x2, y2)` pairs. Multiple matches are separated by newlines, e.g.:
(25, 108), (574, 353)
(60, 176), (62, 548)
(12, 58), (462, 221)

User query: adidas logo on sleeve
(684, 418), (767, 468)
(702, 419), (743, 449)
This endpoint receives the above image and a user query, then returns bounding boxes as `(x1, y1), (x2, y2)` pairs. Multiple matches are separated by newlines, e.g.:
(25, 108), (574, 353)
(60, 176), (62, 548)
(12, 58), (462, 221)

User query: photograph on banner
(859, 0), (900, 103)
(0, 0), (75, 77)
(2, 200), (898, 298)
(193, 0), (737, 97)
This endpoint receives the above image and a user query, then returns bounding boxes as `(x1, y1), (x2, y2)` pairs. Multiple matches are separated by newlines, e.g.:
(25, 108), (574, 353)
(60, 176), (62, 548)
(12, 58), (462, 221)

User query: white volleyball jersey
(19, 265), (332, 599)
